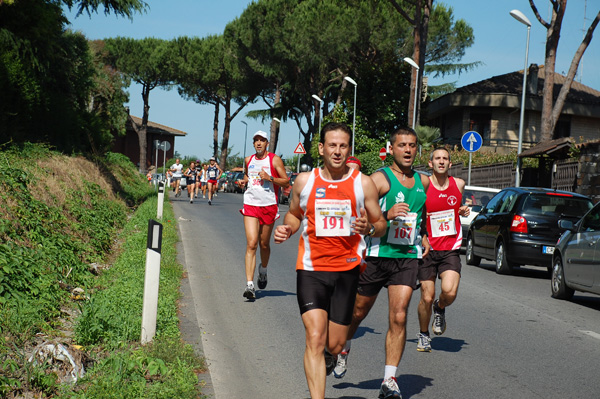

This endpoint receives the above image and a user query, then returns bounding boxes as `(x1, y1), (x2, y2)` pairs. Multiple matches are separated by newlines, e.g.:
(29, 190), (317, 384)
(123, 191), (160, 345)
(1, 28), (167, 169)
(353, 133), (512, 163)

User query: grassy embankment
(0, 143), (205, 398)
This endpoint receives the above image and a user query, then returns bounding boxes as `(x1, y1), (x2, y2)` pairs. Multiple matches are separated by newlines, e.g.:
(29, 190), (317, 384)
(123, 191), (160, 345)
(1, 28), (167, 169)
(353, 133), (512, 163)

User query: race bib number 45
(388, 212), (418, 245)
(429, 209), (456, 238)
(315, 199), (352, 237)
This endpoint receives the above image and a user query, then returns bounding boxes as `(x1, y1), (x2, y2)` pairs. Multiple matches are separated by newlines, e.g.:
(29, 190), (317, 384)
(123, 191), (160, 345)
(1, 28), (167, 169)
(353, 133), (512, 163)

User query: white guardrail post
(157, 181), (165, 220)
(141, 219), (163, 344)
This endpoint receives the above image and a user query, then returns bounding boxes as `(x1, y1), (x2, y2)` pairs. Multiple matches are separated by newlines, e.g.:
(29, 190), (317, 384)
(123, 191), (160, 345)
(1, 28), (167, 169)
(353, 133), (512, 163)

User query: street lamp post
(510, 9), (531, 187)
(403, 57), (420, 131)
(311, 94), (323, 137)
(241, 121), (248, 160)
(344, 76), (357, 156)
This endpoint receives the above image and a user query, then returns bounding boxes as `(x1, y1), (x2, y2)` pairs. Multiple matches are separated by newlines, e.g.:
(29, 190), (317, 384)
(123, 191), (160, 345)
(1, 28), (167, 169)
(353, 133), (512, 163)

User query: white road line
(579, 330), (600, 340)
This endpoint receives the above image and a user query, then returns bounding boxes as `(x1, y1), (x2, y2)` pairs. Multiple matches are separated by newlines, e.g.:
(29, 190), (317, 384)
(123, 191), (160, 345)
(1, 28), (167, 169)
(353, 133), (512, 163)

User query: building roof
(576, 138), (600, 149)
(127, 115), (187, 136)
(428, 64), (600, 119)
(455, 65), (600, 105)
(518, 137), (574, 158)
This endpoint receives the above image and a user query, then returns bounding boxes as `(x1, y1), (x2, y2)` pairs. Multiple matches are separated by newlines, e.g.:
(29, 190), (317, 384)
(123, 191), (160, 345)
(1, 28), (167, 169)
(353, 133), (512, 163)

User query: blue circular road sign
(461, 131), (483, 153)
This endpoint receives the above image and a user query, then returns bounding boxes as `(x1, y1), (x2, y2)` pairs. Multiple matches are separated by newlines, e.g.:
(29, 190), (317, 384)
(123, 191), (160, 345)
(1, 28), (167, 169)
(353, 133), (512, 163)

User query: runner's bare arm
(270, 155), (290, 188)
(355, 174), (386, 237)
(454, 177), (470, 216)
(274, 172), (308, 243)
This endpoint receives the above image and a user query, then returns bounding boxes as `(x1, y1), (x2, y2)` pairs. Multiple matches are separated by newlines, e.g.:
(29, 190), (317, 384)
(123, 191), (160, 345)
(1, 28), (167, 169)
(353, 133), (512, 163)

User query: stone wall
(577, 141), (600, 203)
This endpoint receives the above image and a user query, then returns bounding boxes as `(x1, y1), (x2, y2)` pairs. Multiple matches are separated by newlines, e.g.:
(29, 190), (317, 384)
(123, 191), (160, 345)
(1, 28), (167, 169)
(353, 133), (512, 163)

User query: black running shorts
(357, 257), (420, 296)
(418, 249), (462, 281)
(296, 267), (360, 326)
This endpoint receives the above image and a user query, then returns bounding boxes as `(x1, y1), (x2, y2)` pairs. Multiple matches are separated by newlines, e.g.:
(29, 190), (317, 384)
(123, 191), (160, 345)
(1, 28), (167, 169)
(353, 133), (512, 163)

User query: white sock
(247, 281), (254, 288)
(259, 265), (267, 274)
(342, 340), (352, 353)
(384, 365), (397, 380)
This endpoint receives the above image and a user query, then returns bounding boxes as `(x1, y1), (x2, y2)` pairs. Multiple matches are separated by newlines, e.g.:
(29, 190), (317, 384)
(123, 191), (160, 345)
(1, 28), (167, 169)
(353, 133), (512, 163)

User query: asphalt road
(171, 190), (600, 399)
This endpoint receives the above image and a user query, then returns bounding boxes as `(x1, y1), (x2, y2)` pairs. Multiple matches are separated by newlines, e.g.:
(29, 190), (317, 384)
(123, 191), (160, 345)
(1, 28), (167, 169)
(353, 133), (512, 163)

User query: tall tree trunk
(539, 0), (564, 142)
(220, 97), (231, 170)
(138, 83), (150, 174)
(212, 102), (219, 159)
(389, 0), (433, 129)
(529, 0), (600, 142)
(552, 10), (600, 125)
(269, 82), (281, 153)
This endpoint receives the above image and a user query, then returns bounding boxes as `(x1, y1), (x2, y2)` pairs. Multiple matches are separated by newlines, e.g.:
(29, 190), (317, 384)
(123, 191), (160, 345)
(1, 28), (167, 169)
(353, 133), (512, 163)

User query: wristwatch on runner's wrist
(367, 224), (375, 237)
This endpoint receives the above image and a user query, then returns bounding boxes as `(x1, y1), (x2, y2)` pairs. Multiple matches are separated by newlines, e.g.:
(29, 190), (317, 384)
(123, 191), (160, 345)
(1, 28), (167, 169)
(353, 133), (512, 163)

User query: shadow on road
(352, 326), (382, 340)
(570, 295), (600, 311)
(406, 336), (467, 353)
(398, 374), (435, 398)
(254, 289), (295, 299)
(332, 374), (434, 399)
(474, 261), (550, 280)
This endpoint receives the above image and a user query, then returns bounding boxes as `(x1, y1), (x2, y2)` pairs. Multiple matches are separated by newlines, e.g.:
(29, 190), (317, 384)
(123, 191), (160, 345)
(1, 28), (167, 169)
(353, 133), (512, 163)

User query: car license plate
(542, 246), (555, 254)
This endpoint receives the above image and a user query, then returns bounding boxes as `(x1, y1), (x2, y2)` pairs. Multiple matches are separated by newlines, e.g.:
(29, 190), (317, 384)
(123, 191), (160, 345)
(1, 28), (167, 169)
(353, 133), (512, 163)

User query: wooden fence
(551, 160), (578, 192)
(416, 162), (515, 189)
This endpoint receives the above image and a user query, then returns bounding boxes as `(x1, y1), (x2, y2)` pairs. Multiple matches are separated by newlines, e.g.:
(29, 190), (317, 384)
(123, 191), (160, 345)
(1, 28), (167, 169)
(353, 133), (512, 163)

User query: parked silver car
(551, 201), (600, 300)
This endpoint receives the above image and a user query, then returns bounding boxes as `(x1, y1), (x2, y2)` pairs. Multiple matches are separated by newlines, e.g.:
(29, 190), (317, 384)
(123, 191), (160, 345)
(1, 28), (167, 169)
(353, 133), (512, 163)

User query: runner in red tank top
(274, 122), (386, 399)
(416, 147), (470, 352)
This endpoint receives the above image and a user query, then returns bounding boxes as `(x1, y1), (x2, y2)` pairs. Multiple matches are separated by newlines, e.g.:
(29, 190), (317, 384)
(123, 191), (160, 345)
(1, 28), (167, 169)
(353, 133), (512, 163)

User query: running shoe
(324, 350), (337, 376)
(208, 199), (212, 205)
(378, 376), (402, 399)
(432, 299), (446, 335)
(243, 285), (255, 300)
(257, 265), (267, 289)
(333, 351), (349, 378)
(190, 197), (193, 204)
(416, 332), (432, 352)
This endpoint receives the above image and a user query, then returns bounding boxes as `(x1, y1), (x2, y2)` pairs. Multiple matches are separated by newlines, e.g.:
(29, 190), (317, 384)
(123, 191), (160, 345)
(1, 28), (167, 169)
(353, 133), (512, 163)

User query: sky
(64, 0), (600, 163)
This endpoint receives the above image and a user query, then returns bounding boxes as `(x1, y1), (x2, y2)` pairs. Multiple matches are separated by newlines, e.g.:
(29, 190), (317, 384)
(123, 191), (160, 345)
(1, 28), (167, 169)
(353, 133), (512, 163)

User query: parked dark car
(231, 171), (245, 193)
(225, 171), (244, 193)
(279, 173), (298, 204)
(551, 201), (600, 300)
(465, 187), (593, 275)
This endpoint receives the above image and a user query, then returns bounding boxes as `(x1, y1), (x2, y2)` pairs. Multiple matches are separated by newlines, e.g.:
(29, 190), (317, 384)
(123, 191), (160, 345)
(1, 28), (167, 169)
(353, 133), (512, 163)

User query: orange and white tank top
(296, 168), (366, 272)
(244, 152), (280, 206)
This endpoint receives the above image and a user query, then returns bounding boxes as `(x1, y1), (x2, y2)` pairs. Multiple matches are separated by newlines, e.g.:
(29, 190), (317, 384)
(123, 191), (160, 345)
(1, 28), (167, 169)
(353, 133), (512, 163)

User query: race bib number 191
(388, 212), (418, 245)
(315, 199), (352, 237)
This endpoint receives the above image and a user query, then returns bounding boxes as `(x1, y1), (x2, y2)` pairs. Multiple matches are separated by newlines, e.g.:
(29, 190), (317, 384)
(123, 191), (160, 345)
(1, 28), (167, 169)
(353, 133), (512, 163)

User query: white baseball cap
(253, 130), (269, 140)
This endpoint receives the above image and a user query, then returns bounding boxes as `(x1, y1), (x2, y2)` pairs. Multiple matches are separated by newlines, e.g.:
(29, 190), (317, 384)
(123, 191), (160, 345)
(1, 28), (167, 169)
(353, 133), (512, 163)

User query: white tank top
(243, 153), (279, 206)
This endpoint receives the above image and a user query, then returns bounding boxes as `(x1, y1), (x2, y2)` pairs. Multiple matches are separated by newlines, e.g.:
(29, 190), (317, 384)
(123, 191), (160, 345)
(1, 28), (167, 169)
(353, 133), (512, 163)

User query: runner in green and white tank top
(365, 166), (427, 258)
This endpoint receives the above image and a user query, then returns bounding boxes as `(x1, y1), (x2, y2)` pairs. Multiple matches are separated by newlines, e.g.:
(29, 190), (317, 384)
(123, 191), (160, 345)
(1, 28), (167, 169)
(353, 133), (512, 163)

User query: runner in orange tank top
(416, 147), (470, 352)
(274, 122), (386, 399)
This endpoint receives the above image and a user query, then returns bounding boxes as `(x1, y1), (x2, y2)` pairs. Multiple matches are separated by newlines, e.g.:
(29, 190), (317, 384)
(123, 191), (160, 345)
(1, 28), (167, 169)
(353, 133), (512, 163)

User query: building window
(469, 113), (491, 144)
(554, 118), (571, 139)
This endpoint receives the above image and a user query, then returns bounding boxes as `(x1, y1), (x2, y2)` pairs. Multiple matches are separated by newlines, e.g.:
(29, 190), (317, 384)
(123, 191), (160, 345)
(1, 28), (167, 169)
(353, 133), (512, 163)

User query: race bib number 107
(387, 212), (418, 245)
(315, 199), (352, 237)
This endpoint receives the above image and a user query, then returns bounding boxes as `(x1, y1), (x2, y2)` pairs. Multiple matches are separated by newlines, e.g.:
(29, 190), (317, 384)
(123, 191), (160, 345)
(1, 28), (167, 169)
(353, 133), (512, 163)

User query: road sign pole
(468, 153), (472, 186)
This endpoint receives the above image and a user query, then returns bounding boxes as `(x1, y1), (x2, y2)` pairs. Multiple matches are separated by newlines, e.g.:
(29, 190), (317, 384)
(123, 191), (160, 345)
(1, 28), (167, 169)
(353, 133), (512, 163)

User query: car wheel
(466, 235), (481, 266)
(551, 256), (574, 300)
(495, 241), (513, 275)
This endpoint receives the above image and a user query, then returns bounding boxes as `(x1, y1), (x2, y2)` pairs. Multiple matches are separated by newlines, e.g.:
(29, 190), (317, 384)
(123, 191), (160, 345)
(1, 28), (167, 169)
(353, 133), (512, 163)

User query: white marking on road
(579, 330), (600, 340)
